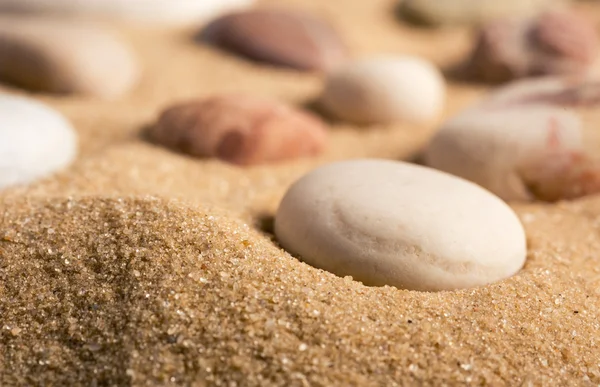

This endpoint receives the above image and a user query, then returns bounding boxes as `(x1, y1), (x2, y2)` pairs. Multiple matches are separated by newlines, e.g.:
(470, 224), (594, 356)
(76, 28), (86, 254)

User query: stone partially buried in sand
(466, 10), (599, 83)
(0, 16), (138, 98)
(201, 9), (348, 71)
(149, 95), (328, 166)
(275, 159), (527, 291)
(398, 0), (562, 26)
(0, 94), (77, 189)
(319, 56), (446, 125)
(423, 98), (600, 202)
(0, 0), (254, 25)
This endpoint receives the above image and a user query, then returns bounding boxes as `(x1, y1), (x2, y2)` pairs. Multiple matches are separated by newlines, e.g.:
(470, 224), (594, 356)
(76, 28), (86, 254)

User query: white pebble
(424, 104), (583, 201)
(275, 159), (526, 291)
(0, 94), (77, 189)
(319, 56), (446, 125)
(0, 0), (254, 25)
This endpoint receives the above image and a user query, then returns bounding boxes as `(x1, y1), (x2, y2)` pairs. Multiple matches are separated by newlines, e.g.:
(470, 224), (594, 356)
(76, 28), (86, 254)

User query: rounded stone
(319, 56), (446, 125)
(200, 8), (348, 72)
(0, 16), (139, 98)
(275, 159), (527, 291)
(466, 9), (599, 83)
(0, 94), (77, 189)
(149, 94), (328, 166)
(0, 0), (254, 25)
(424, 104), (587, 201)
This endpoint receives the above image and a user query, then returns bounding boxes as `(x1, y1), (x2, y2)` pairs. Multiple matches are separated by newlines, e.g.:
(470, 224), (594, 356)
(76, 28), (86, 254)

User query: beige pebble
(149, 94), (328, 166)
(0, 16), (139, 98)
(319, 56), (446, 125)
(424, 100), (595, 201)
(275, 159), (527, 291)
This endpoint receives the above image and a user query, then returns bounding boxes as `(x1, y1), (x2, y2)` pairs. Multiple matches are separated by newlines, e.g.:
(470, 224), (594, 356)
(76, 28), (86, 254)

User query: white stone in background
(424, 104), (584, 201)
(0, 16), (139, 99)
(319, 56), (446, 125)
(0, 0), (254, 25)
(0, 94), (77, 189)
(275, 159), (527, 291)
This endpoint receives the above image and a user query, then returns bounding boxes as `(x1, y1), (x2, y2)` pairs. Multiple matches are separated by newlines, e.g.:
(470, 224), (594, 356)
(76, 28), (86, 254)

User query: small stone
(200, 9), (348, 71)
(318, 56), (446, 125)
(0, 94), (77, 189)
(0, 16), (138, 98)
(0, 0), (254, 25)
(466, 10), (599, 83)
(398, 0), (560, 27)
(149, 94), (328, 166)
(275, 159), (527, 291)
(423, 101), (593, 201)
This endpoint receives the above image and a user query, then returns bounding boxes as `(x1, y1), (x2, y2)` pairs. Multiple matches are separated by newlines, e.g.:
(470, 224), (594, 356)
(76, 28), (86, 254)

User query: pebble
(466, 9), (598, 83)
(0, 0), (254, 24)
(423, 100), (600, 201)
(0, 16), (138, 98)
(149, 95), (328, 166)
(318, 56), (446, 125)
(200, 9), (348, 71)
(274, 159), (527, 291)
(398, 0), (560, 26)
(0, 94), (77, 189)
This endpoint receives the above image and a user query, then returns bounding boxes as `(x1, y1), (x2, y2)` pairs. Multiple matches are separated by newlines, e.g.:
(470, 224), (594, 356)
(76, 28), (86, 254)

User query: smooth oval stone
(275, 159), (527, 291)
(466, 10), (598, 83)
(149, 94), (328, 166)
(319, 56), (446, 125)
(0, 94), (77, 189)
(424, 104), (588, 201)
(0, 17), (138, 98)
(0, 0), (253, 25)
(399, 0), (562, 26)
(201, 9), (348, 71)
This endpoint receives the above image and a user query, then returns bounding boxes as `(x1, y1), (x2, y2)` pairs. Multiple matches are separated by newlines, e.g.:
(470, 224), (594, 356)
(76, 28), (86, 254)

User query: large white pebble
(275, 159), (527, 291)
(424, 105), (583, 201)
(0, 0), (254, 25)
(0, 94), (77, 189)
(319, 56), (446, 125)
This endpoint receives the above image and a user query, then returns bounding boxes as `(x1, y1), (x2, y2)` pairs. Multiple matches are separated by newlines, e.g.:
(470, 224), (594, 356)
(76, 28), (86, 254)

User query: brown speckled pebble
(466, 10), (599, 83)
(200, 9), (348, 71)
(149, 95), (328, 165)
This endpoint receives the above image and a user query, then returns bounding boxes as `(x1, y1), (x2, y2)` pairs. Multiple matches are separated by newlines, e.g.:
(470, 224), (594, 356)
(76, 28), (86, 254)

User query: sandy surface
(1, 0), (600, 385)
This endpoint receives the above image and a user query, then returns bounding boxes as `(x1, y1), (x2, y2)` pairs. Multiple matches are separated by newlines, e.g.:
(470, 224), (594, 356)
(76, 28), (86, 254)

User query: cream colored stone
(319, 56), (446, 125)
(275, 159), (527, 291)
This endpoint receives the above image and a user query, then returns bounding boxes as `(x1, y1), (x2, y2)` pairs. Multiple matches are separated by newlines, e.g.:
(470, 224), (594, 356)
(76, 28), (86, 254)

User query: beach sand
(1, 0), (600, 385)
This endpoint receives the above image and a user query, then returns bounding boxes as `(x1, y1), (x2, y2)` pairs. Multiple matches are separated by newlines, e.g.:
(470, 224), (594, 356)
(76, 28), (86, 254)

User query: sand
(0, 0), (599, 385)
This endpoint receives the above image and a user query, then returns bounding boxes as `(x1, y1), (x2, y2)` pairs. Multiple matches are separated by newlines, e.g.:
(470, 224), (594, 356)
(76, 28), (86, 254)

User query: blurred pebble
(398, 0), (561, 26)
(466, 9), (599, 83)
(423, 91), (600, 201)
(318, 56), (446, 125)
(275, 159), (527, 291)
(0, 0), (254, 25)
(0, 93), (77, 189)
(200, 8), (348, 71)
(149, 94), (328, 166)
(0, 16), (138, 98)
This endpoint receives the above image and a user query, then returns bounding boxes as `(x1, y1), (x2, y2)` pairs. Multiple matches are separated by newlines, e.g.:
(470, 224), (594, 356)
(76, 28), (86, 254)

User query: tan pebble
(201, 9), (348, 71)
(0, 16), (139, 98)
(149, 95), (328, 166)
